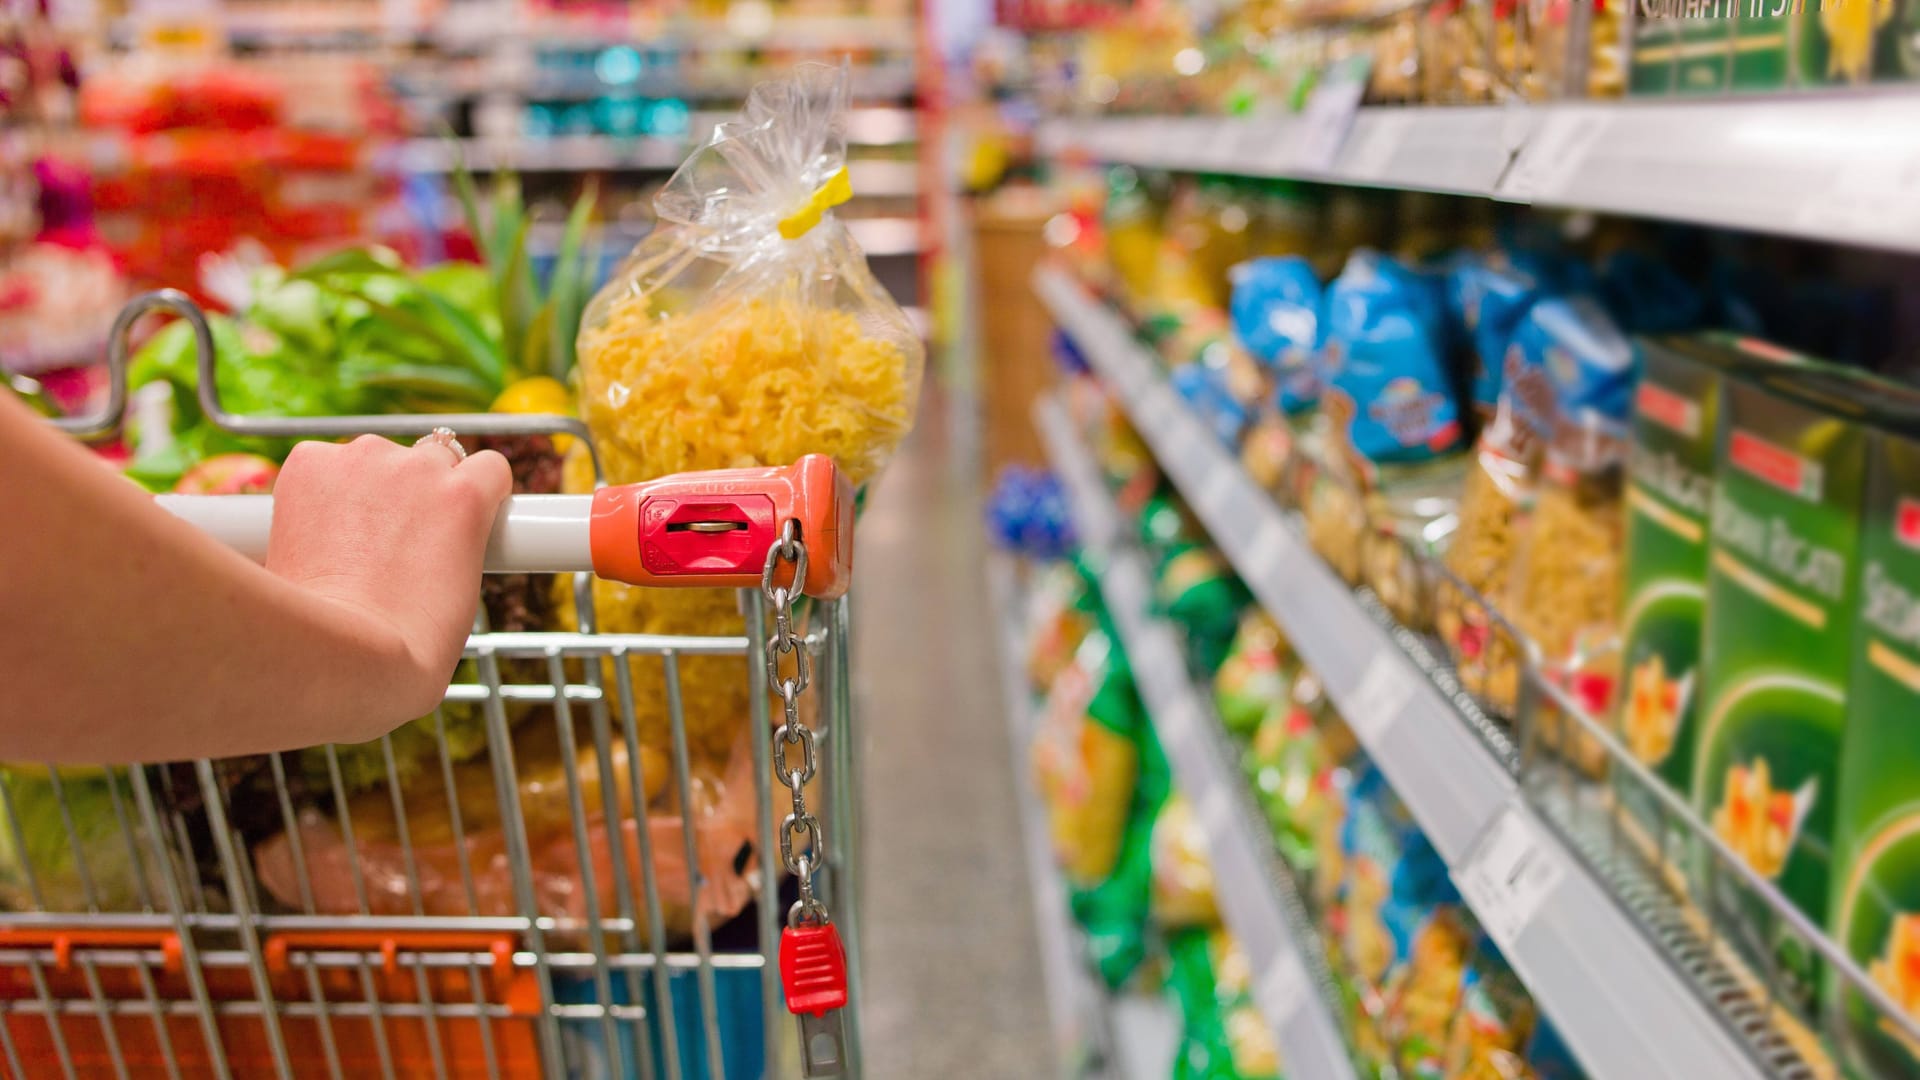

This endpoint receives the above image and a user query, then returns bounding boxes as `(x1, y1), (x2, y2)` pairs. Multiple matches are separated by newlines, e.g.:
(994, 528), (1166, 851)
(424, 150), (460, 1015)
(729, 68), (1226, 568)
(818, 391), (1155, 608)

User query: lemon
(491, 376), (575, 453)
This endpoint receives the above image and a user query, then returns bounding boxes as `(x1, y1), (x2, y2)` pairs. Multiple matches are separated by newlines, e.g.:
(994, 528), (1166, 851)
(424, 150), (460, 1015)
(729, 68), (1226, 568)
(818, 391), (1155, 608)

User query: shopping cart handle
(156, 454), (854, 599)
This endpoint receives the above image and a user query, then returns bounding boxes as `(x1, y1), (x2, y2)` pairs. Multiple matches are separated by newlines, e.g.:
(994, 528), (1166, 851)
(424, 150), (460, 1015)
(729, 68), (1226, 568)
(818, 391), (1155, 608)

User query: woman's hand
(267, 435), (512, 725)
(2, 384), (520, 763)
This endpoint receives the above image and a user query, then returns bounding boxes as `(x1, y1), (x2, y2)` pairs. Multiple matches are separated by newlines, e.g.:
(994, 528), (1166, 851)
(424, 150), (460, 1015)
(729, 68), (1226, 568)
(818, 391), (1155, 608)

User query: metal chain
(763, 519), (829, 929)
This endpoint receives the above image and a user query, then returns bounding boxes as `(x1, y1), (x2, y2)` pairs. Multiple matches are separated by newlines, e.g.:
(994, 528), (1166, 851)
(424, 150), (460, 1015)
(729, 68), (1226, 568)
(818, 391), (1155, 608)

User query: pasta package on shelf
(1032, 623), (1171, 988)
(1506, 297), (1639, 776)
(1231, 255), (1324, 504)
(1150, 796), (1220, 929)
(1335, 766), (1473, 1079)
(1309, 250), (1465, 593)
(1168, 930), (1285, 1080)
(1214, 610), (1296, 738)
(560, 63), (923, 763)
(1437, 273), (1566, 718)
(1025, 559), (1099, 694)
(1033, 629), (1141, 889)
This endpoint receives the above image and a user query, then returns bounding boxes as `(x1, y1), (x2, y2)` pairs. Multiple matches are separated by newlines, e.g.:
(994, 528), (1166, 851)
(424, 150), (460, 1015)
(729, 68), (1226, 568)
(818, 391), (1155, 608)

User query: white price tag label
(1196, 783), (1234, 838)
(1294, 57), (1371, 173)
(1498, 108), (1611, 202)
(1791, 103), (1920, 242)
(1232, 113), (1290, 171)
(1342, 652), (1414, 744)
(1251, 952), (1309, 1027)
(1338, 111), (1413, 182)
(1195, 118), (1234, 168)
(1246, 518), (1290, 583)
(1454, 803), (1567, 951)
(1201, 466), (1238, 516)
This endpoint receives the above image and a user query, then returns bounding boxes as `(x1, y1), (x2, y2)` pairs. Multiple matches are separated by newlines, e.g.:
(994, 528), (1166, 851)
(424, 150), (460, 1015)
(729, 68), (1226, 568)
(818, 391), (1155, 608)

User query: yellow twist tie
(777, 167), (853, 240)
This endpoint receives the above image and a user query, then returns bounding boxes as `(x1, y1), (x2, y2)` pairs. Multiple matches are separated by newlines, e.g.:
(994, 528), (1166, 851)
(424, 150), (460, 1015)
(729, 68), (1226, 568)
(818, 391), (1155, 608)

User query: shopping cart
(12, 290), (866, 1080)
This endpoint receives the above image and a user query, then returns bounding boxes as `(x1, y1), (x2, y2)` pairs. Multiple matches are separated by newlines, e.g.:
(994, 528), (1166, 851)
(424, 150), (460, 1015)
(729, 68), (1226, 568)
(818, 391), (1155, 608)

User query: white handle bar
(156, 494), (596, 574)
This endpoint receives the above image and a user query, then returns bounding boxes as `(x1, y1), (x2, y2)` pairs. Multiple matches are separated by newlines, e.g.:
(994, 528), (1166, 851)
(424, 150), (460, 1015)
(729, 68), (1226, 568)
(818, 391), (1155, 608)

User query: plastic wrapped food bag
(560, 64), (922, 762)
(574, 63), (921, 489)
(1507, 297), (1638, 775)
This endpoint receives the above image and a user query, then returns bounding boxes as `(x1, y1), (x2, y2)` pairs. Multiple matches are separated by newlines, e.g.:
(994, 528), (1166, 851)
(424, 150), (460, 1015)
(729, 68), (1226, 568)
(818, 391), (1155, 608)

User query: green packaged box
(1616, 339), (1734, 859)
(1829, 413), (1920, 1078)
(1695, 362), (1873, 1013)
(1629, 0), (1904, 94)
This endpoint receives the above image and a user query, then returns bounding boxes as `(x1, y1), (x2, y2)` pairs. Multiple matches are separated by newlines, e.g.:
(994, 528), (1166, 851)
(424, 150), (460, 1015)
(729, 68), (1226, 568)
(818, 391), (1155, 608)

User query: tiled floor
(852, 393), (1056, 1078)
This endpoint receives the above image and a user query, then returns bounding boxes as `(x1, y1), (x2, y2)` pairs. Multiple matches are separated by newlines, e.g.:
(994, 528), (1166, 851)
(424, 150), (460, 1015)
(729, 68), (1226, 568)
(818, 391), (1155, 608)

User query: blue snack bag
(1450, 255), (1548, 419)
(1507, 295), (1639, 446)
(1171, 361), (1253, 449)
(1316, 250), (1463, 464)
(1229, 255), (1323, 415)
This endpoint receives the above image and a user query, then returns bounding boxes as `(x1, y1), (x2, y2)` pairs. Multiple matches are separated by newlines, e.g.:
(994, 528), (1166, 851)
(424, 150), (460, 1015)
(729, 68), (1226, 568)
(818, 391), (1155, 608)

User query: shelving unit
(987, 555), (1179, 1080)
(1038, 92), (1920, 253)
(1036, 264), (1789, 1080)
(1034, 397), (1360, 1080)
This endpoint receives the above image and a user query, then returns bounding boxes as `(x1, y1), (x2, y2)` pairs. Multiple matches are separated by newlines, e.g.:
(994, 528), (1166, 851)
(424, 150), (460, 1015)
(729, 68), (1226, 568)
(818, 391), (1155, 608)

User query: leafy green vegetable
(0, 766), (166, 913)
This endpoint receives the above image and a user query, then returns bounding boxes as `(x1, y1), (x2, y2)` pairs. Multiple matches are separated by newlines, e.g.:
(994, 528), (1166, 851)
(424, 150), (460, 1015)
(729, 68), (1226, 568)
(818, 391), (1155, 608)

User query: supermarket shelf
(1036, 108), (1519, 196)
(430, 13), (922, 53)
(1035, 265), (1771, 1080)
(987, 555), (1177, 1080)
(399, 134), (921, 177)
(1035, 398), (1359, 1080)
(391, 64), (918, 105)
(1039, 93), (1920, 253)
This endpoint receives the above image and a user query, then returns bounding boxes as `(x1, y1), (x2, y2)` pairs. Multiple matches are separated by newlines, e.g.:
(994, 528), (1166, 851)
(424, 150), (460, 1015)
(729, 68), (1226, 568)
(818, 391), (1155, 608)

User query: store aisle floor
(853, 390), (1055, 1078)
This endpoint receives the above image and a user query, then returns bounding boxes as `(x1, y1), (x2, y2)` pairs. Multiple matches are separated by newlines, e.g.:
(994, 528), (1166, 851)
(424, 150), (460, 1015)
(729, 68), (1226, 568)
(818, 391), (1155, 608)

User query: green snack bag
(1168, 930), (1285, 1080)
(1214, 612), (1295, 738)
(1158, 545), (1250, 675)
(1063, 650), (1172, 990)
(1695, 361), (1875, 1015)
(1829, 412), (1920, 1079)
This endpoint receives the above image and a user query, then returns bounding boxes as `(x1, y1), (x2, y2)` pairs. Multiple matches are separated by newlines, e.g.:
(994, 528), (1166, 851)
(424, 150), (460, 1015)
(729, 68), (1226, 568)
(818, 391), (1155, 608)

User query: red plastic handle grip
(588, 454), (853, 599)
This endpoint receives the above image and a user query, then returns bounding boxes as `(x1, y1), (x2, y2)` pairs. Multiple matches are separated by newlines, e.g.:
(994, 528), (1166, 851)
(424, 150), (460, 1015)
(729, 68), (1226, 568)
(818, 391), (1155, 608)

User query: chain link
(763, 519), (828, 929)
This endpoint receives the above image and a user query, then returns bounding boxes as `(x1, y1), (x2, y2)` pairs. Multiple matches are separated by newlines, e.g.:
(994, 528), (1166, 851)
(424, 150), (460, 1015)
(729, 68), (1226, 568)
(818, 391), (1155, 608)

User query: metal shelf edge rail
(1035, 264), (1768, 1080)
(1035, 396), (1360, 1080)
(1037, 92), (1920, 255)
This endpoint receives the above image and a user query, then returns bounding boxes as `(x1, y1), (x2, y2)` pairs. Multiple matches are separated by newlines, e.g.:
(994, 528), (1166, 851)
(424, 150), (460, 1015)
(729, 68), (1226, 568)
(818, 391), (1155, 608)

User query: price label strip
(1246, 518), (1291, 583)
(1337, 111), (1414, 183)
(1196, 782), (1235, 839)
(1251, 951), (1310, 1030)
(1498, 108), (1613, 203)
(1790, 100), (1920, 244)
(1293, 56), (1372, 174)
(1342, 651), (1415, 745)
(1454, 803), (1568, 951)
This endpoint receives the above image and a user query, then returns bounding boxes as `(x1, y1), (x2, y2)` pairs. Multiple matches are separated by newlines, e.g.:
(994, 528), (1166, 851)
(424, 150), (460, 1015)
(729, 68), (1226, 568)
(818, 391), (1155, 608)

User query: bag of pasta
(561, 64), (923, 763)
(1436, 295), (1558, 719)
(1506, 297), (1636, 776)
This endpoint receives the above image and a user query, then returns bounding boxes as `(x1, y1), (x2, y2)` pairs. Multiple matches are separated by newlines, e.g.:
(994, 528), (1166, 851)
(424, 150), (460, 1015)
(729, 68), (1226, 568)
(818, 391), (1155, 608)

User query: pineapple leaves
(545, 181), (599, 381)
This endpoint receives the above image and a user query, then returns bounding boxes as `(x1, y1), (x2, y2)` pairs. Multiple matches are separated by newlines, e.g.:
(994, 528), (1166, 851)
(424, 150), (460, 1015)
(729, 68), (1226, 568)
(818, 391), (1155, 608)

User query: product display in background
(1030, 141), (1920, 1074)
(80, 61), (401, 290)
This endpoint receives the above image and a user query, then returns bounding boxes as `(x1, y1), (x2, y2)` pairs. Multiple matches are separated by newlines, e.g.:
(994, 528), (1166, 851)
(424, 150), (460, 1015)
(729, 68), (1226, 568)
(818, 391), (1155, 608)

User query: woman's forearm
(1, 391), (504, 764)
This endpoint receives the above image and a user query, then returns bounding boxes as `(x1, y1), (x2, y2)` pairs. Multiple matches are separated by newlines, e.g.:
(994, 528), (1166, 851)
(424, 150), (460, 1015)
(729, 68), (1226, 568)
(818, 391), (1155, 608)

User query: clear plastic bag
(560, 64), (923, 759)
(574, 64), (921, 491)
